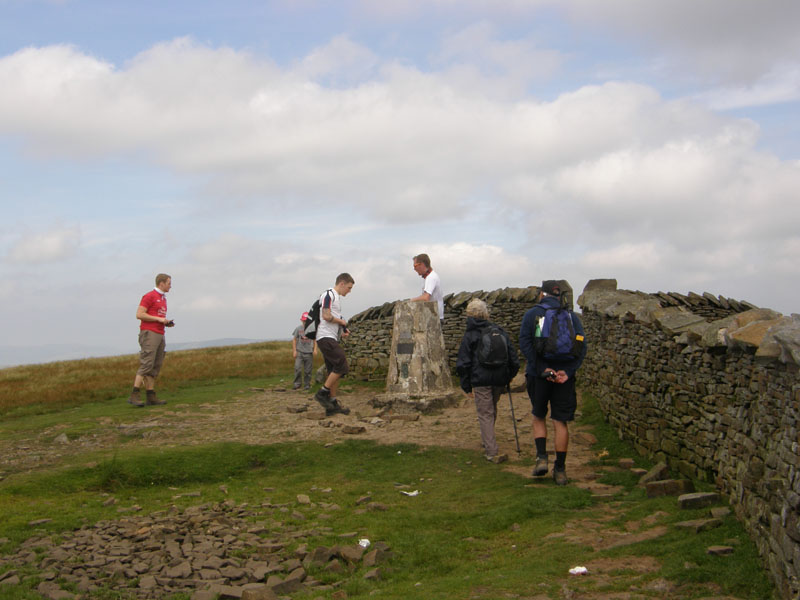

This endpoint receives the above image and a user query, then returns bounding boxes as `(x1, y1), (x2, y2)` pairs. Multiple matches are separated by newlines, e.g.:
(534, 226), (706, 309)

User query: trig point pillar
(382, 300), (459, 411)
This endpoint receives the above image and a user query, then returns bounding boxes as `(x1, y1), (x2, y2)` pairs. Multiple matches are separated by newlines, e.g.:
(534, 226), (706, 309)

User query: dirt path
(0, 385), (744, 599)
(1, 384), (603, 487)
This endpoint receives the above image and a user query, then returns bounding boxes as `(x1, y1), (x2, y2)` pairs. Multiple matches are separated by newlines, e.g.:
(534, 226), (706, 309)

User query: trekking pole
(507, 384), (521, 455)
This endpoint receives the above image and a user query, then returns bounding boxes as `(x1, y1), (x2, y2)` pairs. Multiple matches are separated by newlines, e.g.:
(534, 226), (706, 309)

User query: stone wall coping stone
(579, 280), (800, 366)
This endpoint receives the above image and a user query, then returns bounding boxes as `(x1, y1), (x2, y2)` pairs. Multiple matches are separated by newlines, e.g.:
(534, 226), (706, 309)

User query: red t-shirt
(139, 289), (167, 334)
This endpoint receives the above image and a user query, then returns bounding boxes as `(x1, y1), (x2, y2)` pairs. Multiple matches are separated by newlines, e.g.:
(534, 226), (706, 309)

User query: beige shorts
(137, 330), (166, 377)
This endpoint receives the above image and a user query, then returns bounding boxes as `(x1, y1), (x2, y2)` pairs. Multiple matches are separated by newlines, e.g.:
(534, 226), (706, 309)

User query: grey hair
(465, 298), (489, 320)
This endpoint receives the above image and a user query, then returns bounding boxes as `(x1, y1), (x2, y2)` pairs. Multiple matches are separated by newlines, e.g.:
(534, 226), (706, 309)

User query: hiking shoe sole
(326, 399), (350, 416)
(314, 389), (335, 410)
(128, 398), (144, 407)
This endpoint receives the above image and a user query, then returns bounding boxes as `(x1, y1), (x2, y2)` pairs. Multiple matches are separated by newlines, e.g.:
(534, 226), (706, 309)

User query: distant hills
(0, 338), (268, 368)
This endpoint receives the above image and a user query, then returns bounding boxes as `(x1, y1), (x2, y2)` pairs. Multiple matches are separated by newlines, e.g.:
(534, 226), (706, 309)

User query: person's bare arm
(322, 307), (347, 327)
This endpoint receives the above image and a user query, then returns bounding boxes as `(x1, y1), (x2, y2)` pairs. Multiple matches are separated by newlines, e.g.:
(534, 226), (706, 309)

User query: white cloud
(555, 0), (800, 86)
(0, 41), (793, 235)
(2, 23), (800, 357)
(356, 0), (800, 88)
(6, 226), (81, 264)
(582, 242), (660, 271)
(408, 242), (534, 293)
(434, 22), (564, 96)
(695, 63), (800, 110)
(296, 35), (379, 84)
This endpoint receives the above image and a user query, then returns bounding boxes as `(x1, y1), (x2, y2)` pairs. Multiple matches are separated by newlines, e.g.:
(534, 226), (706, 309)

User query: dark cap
(541, 280), (561, 296)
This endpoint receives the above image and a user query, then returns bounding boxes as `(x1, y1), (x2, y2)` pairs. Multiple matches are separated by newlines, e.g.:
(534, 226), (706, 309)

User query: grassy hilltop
(0, 343), (777, 599)
(0, 341), (295, 417)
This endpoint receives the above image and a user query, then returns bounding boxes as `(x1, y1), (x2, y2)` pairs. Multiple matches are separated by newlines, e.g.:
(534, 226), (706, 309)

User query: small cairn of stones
(0, 497), (393, 599)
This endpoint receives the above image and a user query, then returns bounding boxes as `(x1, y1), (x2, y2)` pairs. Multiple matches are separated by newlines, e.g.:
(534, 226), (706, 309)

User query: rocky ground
(0, 383), (749, 599)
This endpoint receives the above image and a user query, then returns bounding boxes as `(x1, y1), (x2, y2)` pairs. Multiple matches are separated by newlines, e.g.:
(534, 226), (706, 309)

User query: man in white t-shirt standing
(314, 272), (355, 416)
(411, 253), (444, 322)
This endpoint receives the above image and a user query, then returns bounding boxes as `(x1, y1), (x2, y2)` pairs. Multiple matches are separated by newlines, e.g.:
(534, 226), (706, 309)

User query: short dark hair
(155, 273), (171, 286)
(336, 272), (355, 285)
(413, 253), (431, 268)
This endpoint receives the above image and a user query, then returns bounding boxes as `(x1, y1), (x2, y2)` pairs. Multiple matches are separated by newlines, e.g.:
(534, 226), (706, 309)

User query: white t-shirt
(316, 288), (343, 341)
(423, 269), (444, 320)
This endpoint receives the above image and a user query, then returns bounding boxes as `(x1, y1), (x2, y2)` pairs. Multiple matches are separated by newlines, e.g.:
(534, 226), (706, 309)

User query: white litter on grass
(397, 451), (402, 454)
(358, 539), (371, 548)
(400, 490), (420, 496)
(569, 566), (588, 575)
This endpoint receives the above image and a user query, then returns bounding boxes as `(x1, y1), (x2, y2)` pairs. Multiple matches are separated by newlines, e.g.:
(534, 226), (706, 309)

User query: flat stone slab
(646, 479), (695, 498)
(370, 391), (462, 414)
(342, 425), (366, 434)
(707, 545), (734, 555)
(678, 492), (720, 509)
(675, 518), (722, 533)
(638, 462), (669, 486)
(387, 413), (420, 422)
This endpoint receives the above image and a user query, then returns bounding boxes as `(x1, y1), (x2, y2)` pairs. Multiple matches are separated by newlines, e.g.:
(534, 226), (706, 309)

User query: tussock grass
(0, 341), (299, 417)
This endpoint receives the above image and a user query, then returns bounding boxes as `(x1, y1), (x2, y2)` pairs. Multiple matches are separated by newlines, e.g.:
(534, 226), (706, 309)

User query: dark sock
(535, 437), (547, 458)
(555, 451), (567, 470)
(132, 387), (140, 393)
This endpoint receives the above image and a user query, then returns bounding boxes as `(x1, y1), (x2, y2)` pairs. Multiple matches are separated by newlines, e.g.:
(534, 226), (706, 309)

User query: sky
(1, 0), (799, 365)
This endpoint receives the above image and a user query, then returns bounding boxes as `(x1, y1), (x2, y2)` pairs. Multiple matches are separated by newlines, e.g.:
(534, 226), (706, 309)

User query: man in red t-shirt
(129, 273), (174, 407)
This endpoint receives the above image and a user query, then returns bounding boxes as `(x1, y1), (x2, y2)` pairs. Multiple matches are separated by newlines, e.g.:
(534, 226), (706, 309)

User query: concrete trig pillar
(381, 300), (459, 411)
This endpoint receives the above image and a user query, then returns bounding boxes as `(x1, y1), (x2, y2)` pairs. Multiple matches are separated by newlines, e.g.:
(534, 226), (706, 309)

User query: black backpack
(303, 294), (325, 340)
(476, 324), (509, 368)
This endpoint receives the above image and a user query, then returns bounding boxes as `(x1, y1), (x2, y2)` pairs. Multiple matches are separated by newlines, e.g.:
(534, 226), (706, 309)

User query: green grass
(0, 440), (594, 599)
(0, 360), (778, 599)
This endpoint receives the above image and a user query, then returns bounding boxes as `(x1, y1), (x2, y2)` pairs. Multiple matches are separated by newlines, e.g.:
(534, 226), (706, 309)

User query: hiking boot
(314, 387), (335, 410)
(326, 398), (350, 416)
(128, 389), (144, 407)
(532, 455), (548, 477)
(553, 468), (568, 486)
(486, 454), (508, 464)
(145, 391), (166, 406)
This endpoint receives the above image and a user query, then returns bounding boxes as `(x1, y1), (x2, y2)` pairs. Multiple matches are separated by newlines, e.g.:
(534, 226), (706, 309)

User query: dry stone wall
(343, 281), (752, 380)
(578, 279), (800, 599)
(344, 286), (543, 379)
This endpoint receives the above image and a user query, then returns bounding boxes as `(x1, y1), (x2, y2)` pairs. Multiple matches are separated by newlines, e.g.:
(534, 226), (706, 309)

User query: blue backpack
(534, 306), (584, 361)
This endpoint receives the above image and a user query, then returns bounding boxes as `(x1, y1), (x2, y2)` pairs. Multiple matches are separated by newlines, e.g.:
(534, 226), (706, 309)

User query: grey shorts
(316, 337), (349, 376)
(137, 330), (166, 377)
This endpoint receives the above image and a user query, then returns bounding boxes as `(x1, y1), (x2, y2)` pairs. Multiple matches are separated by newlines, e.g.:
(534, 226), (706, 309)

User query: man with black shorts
(519, 280), (587, 485)
(129, 273), (174, 407)
(313, 273), (355, 416)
